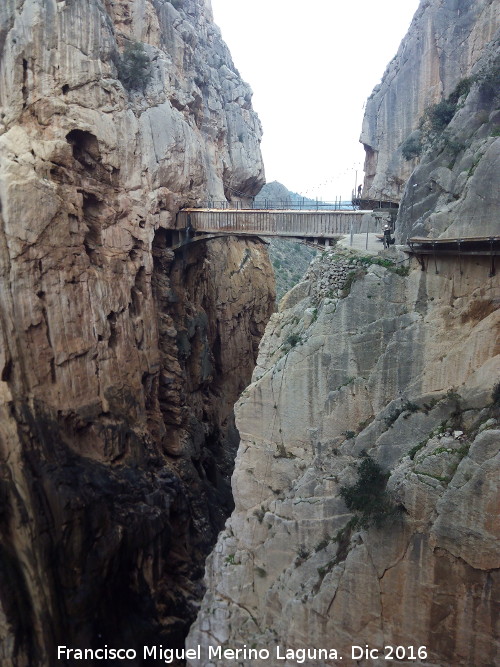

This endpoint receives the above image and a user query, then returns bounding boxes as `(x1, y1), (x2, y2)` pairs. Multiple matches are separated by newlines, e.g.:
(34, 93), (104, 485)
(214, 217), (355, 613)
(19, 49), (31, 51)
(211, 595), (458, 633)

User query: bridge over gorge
(170, 206), (499, 276)
(173, 206), (395, 249)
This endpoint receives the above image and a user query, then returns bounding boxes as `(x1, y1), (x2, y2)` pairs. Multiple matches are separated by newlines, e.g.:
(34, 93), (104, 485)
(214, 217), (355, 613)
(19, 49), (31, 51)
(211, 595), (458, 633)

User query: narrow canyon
(0, 1), (499, 666)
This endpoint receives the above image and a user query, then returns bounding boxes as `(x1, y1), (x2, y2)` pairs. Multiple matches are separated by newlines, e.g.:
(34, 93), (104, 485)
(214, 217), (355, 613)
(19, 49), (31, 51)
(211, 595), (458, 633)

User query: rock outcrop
(0, 0), (274, 664)
(396, 32), (500, 240)
(188, 247), (500, 666)
(361, 0), (499, 203)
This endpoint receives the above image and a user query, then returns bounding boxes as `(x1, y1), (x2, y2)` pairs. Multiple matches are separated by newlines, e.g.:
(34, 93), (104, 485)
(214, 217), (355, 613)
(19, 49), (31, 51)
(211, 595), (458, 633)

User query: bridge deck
(177, 208), (375, 239)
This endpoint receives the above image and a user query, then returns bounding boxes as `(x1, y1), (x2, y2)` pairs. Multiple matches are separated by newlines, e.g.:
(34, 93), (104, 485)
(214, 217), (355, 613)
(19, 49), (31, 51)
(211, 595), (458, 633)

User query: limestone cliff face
(396, 32), (500, 240)
(0, 1), (273, 664)
(361, 0), (499, 203)
(188, 248), (500, 666)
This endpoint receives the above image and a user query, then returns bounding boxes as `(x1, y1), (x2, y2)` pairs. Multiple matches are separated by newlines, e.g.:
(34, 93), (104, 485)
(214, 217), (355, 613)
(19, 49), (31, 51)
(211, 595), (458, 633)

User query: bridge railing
(202, 199), (357, 211)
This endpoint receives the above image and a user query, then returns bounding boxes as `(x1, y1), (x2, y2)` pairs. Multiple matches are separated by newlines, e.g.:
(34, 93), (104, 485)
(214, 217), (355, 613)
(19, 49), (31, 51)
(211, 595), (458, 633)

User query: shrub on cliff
(475, 57), (500, 102)
(340, 456), (396, 529)
(404, 77), (473, 159)
(116, 42), (151, 90)
(420, 99), (457, 135)
(401, 133), (423, 161)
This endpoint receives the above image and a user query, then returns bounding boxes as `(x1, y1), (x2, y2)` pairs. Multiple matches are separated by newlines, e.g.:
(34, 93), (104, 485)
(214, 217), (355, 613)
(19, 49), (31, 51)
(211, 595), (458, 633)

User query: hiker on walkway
(383, 224), (392, 249)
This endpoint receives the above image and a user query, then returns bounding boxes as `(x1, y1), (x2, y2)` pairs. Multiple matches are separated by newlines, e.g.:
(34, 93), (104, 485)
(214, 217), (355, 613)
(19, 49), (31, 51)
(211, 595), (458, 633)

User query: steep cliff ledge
(188, 247), (500, 666)
(361, 0), (499, 203)
(0, 0), (274, 664)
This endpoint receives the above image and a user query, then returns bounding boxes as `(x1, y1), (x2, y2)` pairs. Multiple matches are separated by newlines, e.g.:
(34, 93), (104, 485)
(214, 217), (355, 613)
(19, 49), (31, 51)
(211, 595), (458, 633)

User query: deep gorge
(1, 0), (499, 666)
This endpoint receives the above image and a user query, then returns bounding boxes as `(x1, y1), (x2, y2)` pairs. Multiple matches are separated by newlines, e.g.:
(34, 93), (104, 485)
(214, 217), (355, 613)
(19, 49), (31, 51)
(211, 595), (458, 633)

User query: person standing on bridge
(357, 184), (362, 198)
(383, 224), (392, 249)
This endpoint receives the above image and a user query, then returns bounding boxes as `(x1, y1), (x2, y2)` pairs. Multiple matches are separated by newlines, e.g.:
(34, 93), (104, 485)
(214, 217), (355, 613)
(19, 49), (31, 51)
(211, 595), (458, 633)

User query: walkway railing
(202, 199), (400, 211)
(203, 199), (356, 210)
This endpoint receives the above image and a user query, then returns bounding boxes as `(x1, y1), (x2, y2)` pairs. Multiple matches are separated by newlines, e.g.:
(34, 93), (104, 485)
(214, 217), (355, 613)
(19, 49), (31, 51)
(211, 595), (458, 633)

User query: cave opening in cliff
(66, 129), (101, 167)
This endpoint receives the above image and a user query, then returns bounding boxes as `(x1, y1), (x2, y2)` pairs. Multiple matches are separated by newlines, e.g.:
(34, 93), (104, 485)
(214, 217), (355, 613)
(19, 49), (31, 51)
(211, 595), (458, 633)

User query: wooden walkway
(175, 208), (380, 247)
(407, 236), (500, 275)
(408, 236), (500, 255)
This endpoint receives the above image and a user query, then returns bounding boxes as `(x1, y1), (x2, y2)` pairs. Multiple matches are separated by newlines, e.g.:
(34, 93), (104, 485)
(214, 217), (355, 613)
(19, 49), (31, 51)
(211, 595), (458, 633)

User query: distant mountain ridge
(254, 181), (318, 207)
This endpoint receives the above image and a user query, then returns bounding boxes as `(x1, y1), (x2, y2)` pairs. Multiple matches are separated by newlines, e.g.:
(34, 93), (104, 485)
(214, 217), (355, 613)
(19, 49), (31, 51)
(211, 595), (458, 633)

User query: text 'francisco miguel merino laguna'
(57, 645), (339, 663)
(58, 644), (429, 663)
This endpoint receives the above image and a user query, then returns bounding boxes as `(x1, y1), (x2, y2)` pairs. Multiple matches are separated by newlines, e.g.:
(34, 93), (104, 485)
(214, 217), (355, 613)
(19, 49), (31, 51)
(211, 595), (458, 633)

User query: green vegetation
(401, 63), (499, 162)
(421, 99), (457, 134)
(336, 376), (356, 391)
(358, 255), (410, 276)
(468, 153), (483, 177)
(402, 401), (420, 417)
(475, 57), (500, 101)
(268, 239), (317, 301)
(392, 264), (410, 276)
(408, 440), (427, 460)
(414, 471), (452, 484)
(340, 270), (362, 298)
(422, 397), (439, 413)
(116, 42), (151, 90)
(314, 538), (330, 552)
(297, 545), (309, 560)
(340, 456), (396, 529)
(401, 134), (423, 161)
(285, 332), (301, 348)
(385, 400), (421, 428)
(401, 77), (474, 161)
(448, 77), (473, 104)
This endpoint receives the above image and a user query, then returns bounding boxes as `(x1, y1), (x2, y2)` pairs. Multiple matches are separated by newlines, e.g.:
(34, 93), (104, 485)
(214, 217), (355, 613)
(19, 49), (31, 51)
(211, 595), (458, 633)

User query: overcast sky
(211, 0), (421, 201)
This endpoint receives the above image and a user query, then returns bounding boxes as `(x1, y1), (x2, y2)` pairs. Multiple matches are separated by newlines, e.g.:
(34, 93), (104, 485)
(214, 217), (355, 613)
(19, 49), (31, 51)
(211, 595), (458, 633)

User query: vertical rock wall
(188, 248), (500, 666)
(360, 0), (499, 202)
(0, 0), (274, 664)
(396, 32), (500, 241)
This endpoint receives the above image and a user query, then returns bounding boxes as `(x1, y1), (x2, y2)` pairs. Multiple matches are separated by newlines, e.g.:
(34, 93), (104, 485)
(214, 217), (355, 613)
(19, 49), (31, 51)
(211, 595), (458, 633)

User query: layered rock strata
(361, 0), (500, 202)
(0, 0), (274, 664)
(188, 247), (500, 666)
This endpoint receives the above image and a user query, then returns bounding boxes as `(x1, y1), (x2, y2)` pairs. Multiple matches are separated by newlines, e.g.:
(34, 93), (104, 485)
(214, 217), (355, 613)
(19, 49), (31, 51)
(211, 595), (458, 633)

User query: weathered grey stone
(361, 0), (499, 203)
(188, 239), (500, 666)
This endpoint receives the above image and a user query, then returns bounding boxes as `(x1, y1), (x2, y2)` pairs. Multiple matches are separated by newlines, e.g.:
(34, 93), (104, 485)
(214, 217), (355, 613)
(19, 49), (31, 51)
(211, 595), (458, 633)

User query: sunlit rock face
(361, 0), (499, 204)
(187, 248), (500, 667)
(0, 0), (273, 664)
